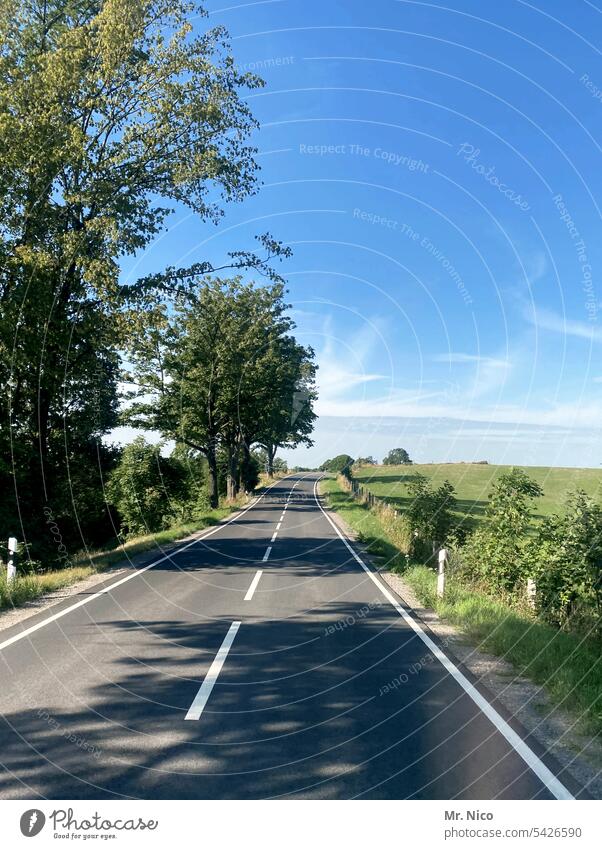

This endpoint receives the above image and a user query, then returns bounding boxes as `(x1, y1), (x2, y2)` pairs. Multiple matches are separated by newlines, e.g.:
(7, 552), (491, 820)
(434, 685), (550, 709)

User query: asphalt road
(0, 474), (583, 799)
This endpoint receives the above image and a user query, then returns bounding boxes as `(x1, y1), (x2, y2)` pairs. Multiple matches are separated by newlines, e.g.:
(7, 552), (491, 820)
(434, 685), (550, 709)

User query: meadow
(352, 463), (602, 530)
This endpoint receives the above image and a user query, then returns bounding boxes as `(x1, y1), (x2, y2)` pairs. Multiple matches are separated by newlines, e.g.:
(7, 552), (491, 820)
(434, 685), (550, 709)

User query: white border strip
(313, 477), (575, 801)
(184, 621), (241, 720)
(0, 478), (289, 652)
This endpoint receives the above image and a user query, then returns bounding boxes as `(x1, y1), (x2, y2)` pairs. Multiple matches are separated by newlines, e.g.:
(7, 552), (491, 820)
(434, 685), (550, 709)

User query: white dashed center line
(185, 621), (240, 721)
(262, 546), (272, 562)
(244, 570), (263, 601)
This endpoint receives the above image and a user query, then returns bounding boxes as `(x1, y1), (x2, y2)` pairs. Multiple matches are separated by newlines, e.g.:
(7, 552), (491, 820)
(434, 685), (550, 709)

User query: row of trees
(320, 448), (413, 473)
(123, 277), (315, 508)
(321, 449), (413, 471)
(0, 1), (314, 563)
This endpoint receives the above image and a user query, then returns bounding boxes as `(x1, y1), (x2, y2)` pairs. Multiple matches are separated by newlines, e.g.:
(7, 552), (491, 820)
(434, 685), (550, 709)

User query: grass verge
(0, 502), (240, 613)
(320, 475), (602, 735)
(319, 476), (407, 570)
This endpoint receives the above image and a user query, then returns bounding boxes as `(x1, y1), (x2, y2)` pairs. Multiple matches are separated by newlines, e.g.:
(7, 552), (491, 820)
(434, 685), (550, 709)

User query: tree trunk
(267, 443), (276, 477)
(240, 442), (251, 492)
(226, 445), (239, 502)
(206, 446), (219, 509)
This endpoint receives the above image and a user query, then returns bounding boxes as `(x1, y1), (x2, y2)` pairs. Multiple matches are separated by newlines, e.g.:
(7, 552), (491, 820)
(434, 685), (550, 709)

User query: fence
(345, 475), (392, 511)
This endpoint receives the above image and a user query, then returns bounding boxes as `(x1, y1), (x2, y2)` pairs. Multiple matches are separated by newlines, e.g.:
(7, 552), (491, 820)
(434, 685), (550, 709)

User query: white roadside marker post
(526, 577), (536, 609)
(437, 547), (448, 598)
(7, 537), (18, 583)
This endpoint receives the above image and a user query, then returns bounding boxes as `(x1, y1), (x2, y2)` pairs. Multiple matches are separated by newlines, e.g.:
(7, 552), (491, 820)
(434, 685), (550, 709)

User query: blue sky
(117, 0), (602, 468)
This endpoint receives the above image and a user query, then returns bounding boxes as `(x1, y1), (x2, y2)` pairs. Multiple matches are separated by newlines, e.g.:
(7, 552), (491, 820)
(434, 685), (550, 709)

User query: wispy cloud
(432, 352), (510, 368)
(523, 305), (602, 341)
(312, 315), (390, 400)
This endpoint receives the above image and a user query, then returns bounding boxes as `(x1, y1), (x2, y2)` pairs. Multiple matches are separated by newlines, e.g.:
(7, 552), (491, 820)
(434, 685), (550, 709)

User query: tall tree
(0, 0), (276, 557)
(124, 277), (317, 505)
(383, 448), (413, 465)
(254, 338), (317, 476)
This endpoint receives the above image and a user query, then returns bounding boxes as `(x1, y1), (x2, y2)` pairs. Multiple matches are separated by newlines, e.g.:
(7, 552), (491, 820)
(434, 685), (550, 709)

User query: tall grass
(404, 565), (602, 734)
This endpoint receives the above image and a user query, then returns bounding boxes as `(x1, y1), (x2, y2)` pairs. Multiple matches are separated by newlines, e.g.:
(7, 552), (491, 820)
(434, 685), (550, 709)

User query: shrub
(107, 437), (193, 537)
(405, 473), (458, 555)
(320, 454), (355, 475)
(528, 490), (602, 633)
(461, 468), (542, 593)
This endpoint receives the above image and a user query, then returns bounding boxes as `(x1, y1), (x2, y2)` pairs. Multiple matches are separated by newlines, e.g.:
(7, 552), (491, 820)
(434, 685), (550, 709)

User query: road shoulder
(0, 496), (260, 637)
(320, 494), (602, 800)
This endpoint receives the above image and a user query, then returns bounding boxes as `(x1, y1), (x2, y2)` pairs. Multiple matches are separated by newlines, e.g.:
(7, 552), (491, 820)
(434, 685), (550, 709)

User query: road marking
(262, 546), (272, 561)
(312, 477), (575, 802)
(244, 570), (263, 601)
(0, 476), (292, 653)
(185, 621), (240, 720)
(270, 532), (278, 542)
(276, 521), (282, 530)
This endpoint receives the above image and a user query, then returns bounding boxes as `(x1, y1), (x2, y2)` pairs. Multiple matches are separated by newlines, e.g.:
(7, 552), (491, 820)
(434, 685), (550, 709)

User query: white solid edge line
(244, 570), (263, 601)
(0, 476), (292, 653)
(312, 477), (575, 802)
(185, 621), (241, 720)
(262, 546), (272, 562)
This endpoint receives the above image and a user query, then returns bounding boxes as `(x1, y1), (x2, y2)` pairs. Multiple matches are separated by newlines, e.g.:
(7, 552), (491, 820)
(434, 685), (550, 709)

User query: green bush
(320, 454), (355, 475)
(107, 437), (202, 537)
(405, 473), (458, 555)
(383, 447), (412, 465)
(528, 490), (602, 633)
(461, 468), (542, 592)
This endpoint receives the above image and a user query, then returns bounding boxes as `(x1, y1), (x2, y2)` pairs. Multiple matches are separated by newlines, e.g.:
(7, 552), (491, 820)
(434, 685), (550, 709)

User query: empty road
(0, 474), (583, 799)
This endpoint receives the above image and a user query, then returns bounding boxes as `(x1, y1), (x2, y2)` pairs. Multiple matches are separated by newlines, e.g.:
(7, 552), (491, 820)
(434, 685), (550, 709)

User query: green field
(353, 463), (602, 530)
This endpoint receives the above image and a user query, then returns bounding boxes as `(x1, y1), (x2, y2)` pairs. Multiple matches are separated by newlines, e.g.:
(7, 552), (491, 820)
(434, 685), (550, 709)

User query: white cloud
(432, 352), (510, 368)
(314, 315), (390, 400)
(523, 305), (602, 341)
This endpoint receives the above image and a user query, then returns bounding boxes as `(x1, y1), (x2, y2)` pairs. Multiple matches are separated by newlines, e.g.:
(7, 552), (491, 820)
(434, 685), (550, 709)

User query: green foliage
(124, 277), (315, 505)
(0, 0), (268, 559)
(320, 454), (355, 474)
(383, 448), (412, 465)
(107, 437), (199, 537)
(528, 491), (602, 632)
(273, 457), (288, 474)
(323, 475), (602, 731)
(354, 456), (377, 467)
(403, 565), (602, 734)
(240, 451), (261, 492)
(405, 473), (458, 553)
(461, 468), (542, 592)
